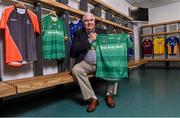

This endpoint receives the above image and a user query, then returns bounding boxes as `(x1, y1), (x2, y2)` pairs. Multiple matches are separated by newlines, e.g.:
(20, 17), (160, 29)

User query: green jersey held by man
(96, 33), (133, 81)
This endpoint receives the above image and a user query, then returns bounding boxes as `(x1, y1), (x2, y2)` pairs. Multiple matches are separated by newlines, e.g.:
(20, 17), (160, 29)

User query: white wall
(149, 2), (180, 24)
(103, 0), (130, 15)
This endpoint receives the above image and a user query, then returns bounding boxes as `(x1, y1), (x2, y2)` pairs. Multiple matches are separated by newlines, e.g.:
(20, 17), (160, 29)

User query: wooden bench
(3, 58), (180, 99)
(0, 82), (16, 98)
(0, 60), (147, 98)
(4, 72), (74, 94)
(0, 72), (96, 98)
(128, 59), (147, 69)
(145, 59), (180, 62)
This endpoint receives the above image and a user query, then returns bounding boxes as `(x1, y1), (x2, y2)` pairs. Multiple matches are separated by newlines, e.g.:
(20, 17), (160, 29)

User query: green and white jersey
(96, 33), (133, 81)
(42, 15), (68, 60)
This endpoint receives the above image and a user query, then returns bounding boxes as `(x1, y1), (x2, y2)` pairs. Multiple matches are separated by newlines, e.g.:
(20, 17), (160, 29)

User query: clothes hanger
(48, 10), (58, 17)
(113, 28), (117, 34)
(156, 35), (162, 38)
(72, 15), (79, 22)
(15, 2), (26, 9)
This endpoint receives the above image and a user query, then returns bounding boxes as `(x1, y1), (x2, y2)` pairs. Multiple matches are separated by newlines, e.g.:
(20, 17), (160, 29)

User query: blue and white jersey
(69, 20), (84, 46)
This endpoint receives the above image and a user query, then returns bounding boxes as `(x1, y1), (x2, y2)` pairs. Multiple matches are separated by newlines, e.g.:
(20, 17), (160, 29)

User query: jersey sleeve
(153, 38), (155, 45)
(41, 15), (47, 34)
(0, 10), (7, 29)
(0, 6), (15, 29)
(162, 38), (165, 45)
(165, 38), (169, 45)
(150, 39), (153, 51)
(176, 37), (179, 44)
(127, 37), (133, 48)
(27, 10), (40, 34)
(69, 23), (74, 40)
(33, 14), (40, 34)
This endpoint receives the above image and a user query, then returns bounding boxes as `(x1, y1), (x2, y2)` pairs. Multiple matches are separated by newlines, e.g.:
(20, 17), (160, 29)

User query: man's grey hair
(82, 12), (95, 21)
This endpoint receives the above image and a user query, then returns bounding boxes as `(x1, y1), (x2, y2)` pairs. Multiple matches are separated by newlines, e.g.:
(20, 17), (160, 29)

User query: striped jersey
(42, 15), (67, 60)
(96, 33), (133, 81)
(0, 6), (40, 66)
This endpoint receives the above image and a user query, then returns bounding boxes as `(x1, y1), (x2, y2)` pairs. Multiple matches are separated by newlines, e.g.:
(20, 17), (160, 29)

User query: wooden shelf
(141, 31), (180, 37)
(95, 16), (132, 31)
(141, 32), (165, 37)
(14, 0), (132, 32)
(141, 20), (180, 28)
(87, 0), (133, 21)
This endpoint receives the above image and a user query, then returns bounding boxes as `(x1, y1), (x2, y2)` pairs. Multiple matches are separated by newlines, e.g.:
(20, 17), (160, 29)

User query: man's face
(83, 15), (95, 32)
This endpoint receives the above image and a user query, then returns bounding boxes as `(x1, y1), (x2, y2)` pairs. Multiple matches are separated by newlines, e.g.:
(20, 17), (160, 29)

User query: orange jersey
(0, 6), (40, 66)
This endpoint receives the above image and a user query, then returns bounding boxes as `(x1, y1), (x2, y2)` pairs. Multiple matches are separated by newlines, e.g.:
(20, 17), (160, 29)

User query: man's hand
(89, 33), (97, 41)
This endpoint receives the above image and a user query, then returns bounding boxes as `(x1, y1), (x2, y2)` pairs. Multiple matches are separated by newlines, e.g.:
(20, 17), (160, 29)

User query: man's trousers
(72, 61), (118, 100)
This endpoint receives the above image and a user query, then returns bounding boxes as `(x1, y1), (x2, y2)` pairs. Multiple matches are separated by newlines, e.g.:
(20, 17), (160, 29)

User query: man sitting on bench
(72, 12), (118, 112)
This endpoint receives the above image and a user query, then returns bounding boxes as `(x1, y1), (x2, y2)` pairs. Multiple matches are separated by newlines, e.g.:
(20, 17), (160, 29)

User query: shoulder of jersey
(3, 5), (14, 13)
(42, 14), (49, 19)
(4, 5), (14, 10)
(27, 9), (37, 17)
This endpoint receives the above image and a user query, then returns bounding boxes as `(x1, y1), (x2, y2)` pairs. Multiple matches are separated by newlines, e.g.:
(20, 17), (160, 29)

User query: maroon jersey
(142, 39), (153, 56)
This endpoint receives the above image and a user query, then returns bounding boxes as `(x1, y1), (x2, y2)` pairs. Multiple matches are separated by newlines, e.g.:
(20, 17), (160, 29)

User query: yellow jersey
(153, 37), (165, 55)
